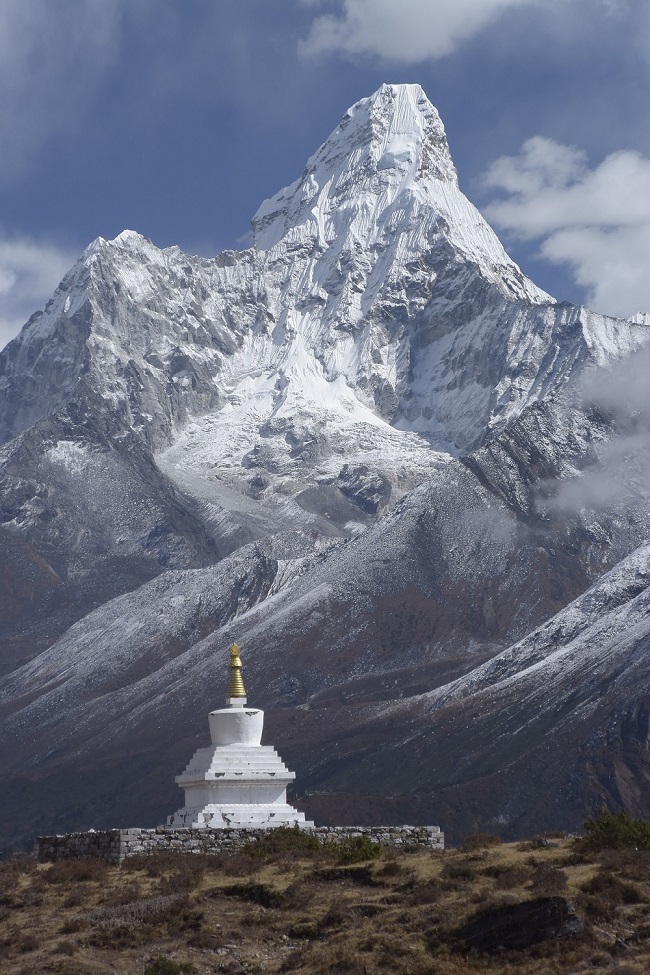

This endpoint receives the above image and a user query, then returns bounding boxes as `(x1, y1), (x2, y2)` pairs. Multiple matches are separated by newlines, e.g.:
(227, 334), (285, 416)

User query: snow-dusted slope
(426, 540), (650, 709)
(336, 537), (650, 837)
(2, 430), (649, 844)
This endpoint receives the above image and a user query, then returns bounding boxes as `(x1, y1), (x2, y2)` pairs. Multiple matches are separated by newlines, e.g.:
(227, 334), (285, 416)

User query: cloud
(582, 343), (650, 418)
(0, 0), (123, 181)
(0, 235), (76, 351)
(483, 137), (650, 318)
(540, 344), (650, 517)
(546, 431), (650, 516)
(299, 0), (554, 62)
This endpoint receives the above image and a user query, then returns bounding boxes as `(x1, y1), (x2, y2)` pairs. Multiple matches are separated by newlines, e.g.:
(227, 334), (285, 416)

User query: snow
(46, 440), (88, 475)
(4, 83), (649, 468)
(628, 312), (650, 325)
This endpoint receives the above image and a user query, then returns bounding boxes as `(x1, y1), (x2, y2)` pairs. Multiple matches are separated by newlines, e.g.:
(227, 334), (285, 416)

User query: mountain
(1, 83), (649, 850)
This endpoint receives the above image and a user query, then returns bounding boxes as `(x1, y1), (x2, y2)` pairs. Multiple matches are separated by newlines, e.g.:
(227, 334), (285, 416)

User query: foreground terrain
(2, 831), (650, 975)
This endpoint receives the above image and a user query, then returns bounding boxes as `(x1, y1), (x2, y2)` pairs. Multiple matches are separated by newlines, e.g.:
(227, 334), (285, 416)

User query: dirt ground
(1, 831), (649, 975)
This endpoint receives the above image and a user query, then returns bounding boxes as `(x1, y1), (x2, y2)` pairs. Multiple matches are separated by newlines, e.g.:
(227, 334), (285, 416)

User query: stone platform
(37, 824), (444, 865)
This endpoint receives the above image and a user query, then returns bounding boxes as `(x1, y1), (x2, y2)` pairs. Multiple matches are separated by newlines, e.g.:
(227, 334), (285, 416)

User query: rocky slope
(0, 84), (649, 849)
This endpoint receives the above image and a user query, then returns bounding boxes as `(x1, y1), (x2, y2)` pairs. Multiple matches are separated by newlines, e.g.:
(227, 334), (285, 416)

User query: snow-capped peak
(361, 82), (457, 182)
(2, 82), (645, 465)
(307, 81), (457, 187)
(252, 83), (456, 251)
(112, 228), (147, 247)
(251, 84), (549, 307)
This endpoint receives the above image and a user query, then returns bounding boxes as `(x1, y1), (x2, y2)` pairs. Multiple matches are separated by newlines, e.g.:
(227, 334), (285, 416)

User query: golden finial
(228, 643), (247, 698)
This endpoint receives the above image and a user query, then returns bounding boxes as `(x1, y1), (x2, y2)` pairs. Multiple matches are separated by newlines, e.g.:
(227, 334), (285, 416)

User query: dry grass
(0, 837), (649, 974)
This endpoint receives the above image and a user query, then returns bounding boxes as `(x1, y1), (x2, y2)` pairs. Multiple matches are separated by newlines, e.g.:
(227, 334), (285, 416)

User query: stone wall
(37, 825), (444, 865)
(37, 830), (123, 864)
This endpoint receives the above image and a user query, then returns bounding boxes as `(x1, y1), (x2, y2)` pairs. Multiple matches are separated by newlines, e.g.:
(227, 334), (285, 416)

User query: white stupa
(167, 644), (312, 829)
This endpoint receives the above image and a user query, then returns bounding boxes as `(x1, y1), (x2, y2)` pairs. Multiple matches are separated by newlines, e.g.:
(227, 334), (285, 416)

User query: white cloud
(299, 0), (548, 62)
(543, 345), (650, 516)
(0, 235), (76, 351)
(483, 137), (650, 318)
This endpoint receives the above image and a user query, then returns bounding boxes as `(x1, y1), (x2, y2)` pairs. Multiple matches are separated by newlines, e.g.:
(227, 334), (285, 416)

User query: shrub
(101, 881), (143, 906)
(376, 859), (404, 878)
(204, 852), (258, 876)
(45, 857), (109, 884)
(600, 848), (650, 881)
(441, 861), (478, 882)
(124, 851), (217, 878)
(315, 864), (380, 887)
(54, 940), (76, 956)
(461, 832), (502, 851)
(88, 892), (203, 947)
(525, 835), (553, 850)
(334, 835), (382, 865)
(529, 863), (568, 894)
(581, 810), (650, 851)
(220, 882), (284, 908)
(581, 869), (643, 906)
(241, 826), (321, 859)
(60, 918), (84, 934)
(402, 877), (443, 905)
(0, 857), (37, 884)
(160, 868), (204, 895)
(89, 895), (185, 929)
(123, 851), (213, 893)
(483, 865), (530, 889)
(17, 933), (39, 953)
(62, 885), (92, 909)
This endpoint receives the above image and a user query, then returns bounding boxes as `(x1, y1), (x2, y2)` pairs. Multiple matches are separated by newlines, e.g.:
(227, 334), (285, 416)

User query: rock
(453, 897), (583, 954)
(337, 464), (392, 514)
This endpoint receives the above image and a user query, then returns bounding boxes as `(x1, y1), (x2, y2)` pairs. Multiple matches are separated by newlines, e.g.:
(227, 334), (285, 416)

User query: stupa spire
(228, 643), (246, 704)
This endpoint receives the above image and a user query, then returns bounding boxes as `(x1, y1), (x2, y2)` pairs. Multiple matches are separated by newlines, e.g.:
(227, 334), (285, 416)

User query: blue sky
(1, 0), (649, 348)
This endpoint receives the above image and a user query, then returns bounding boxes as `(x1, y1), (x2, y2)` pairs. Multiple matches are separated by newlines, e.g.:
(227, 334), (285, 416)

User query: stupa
(167, 644), (312, 828)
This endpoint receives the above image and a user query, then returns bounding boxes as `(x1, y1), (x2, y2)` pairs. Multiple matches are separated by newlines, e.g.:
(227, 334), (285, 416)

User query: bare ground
(1, 834), (649, 975)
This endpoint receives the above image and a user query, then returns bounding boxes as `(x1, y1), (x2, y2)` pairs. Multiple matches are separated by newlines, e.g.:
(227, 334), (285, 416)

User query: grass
(0, 833), (649, 974)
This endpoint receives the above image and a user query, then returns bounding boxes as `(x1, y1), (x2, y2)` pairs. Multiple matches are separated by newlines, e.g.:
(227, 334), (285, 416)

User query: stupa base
(167, 803), (313, 829)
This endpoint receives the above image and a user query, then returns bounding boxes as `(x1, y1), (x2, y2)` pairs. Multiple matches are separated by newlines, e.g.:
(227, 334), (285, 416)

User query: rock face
(1, 84), (650, 850)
